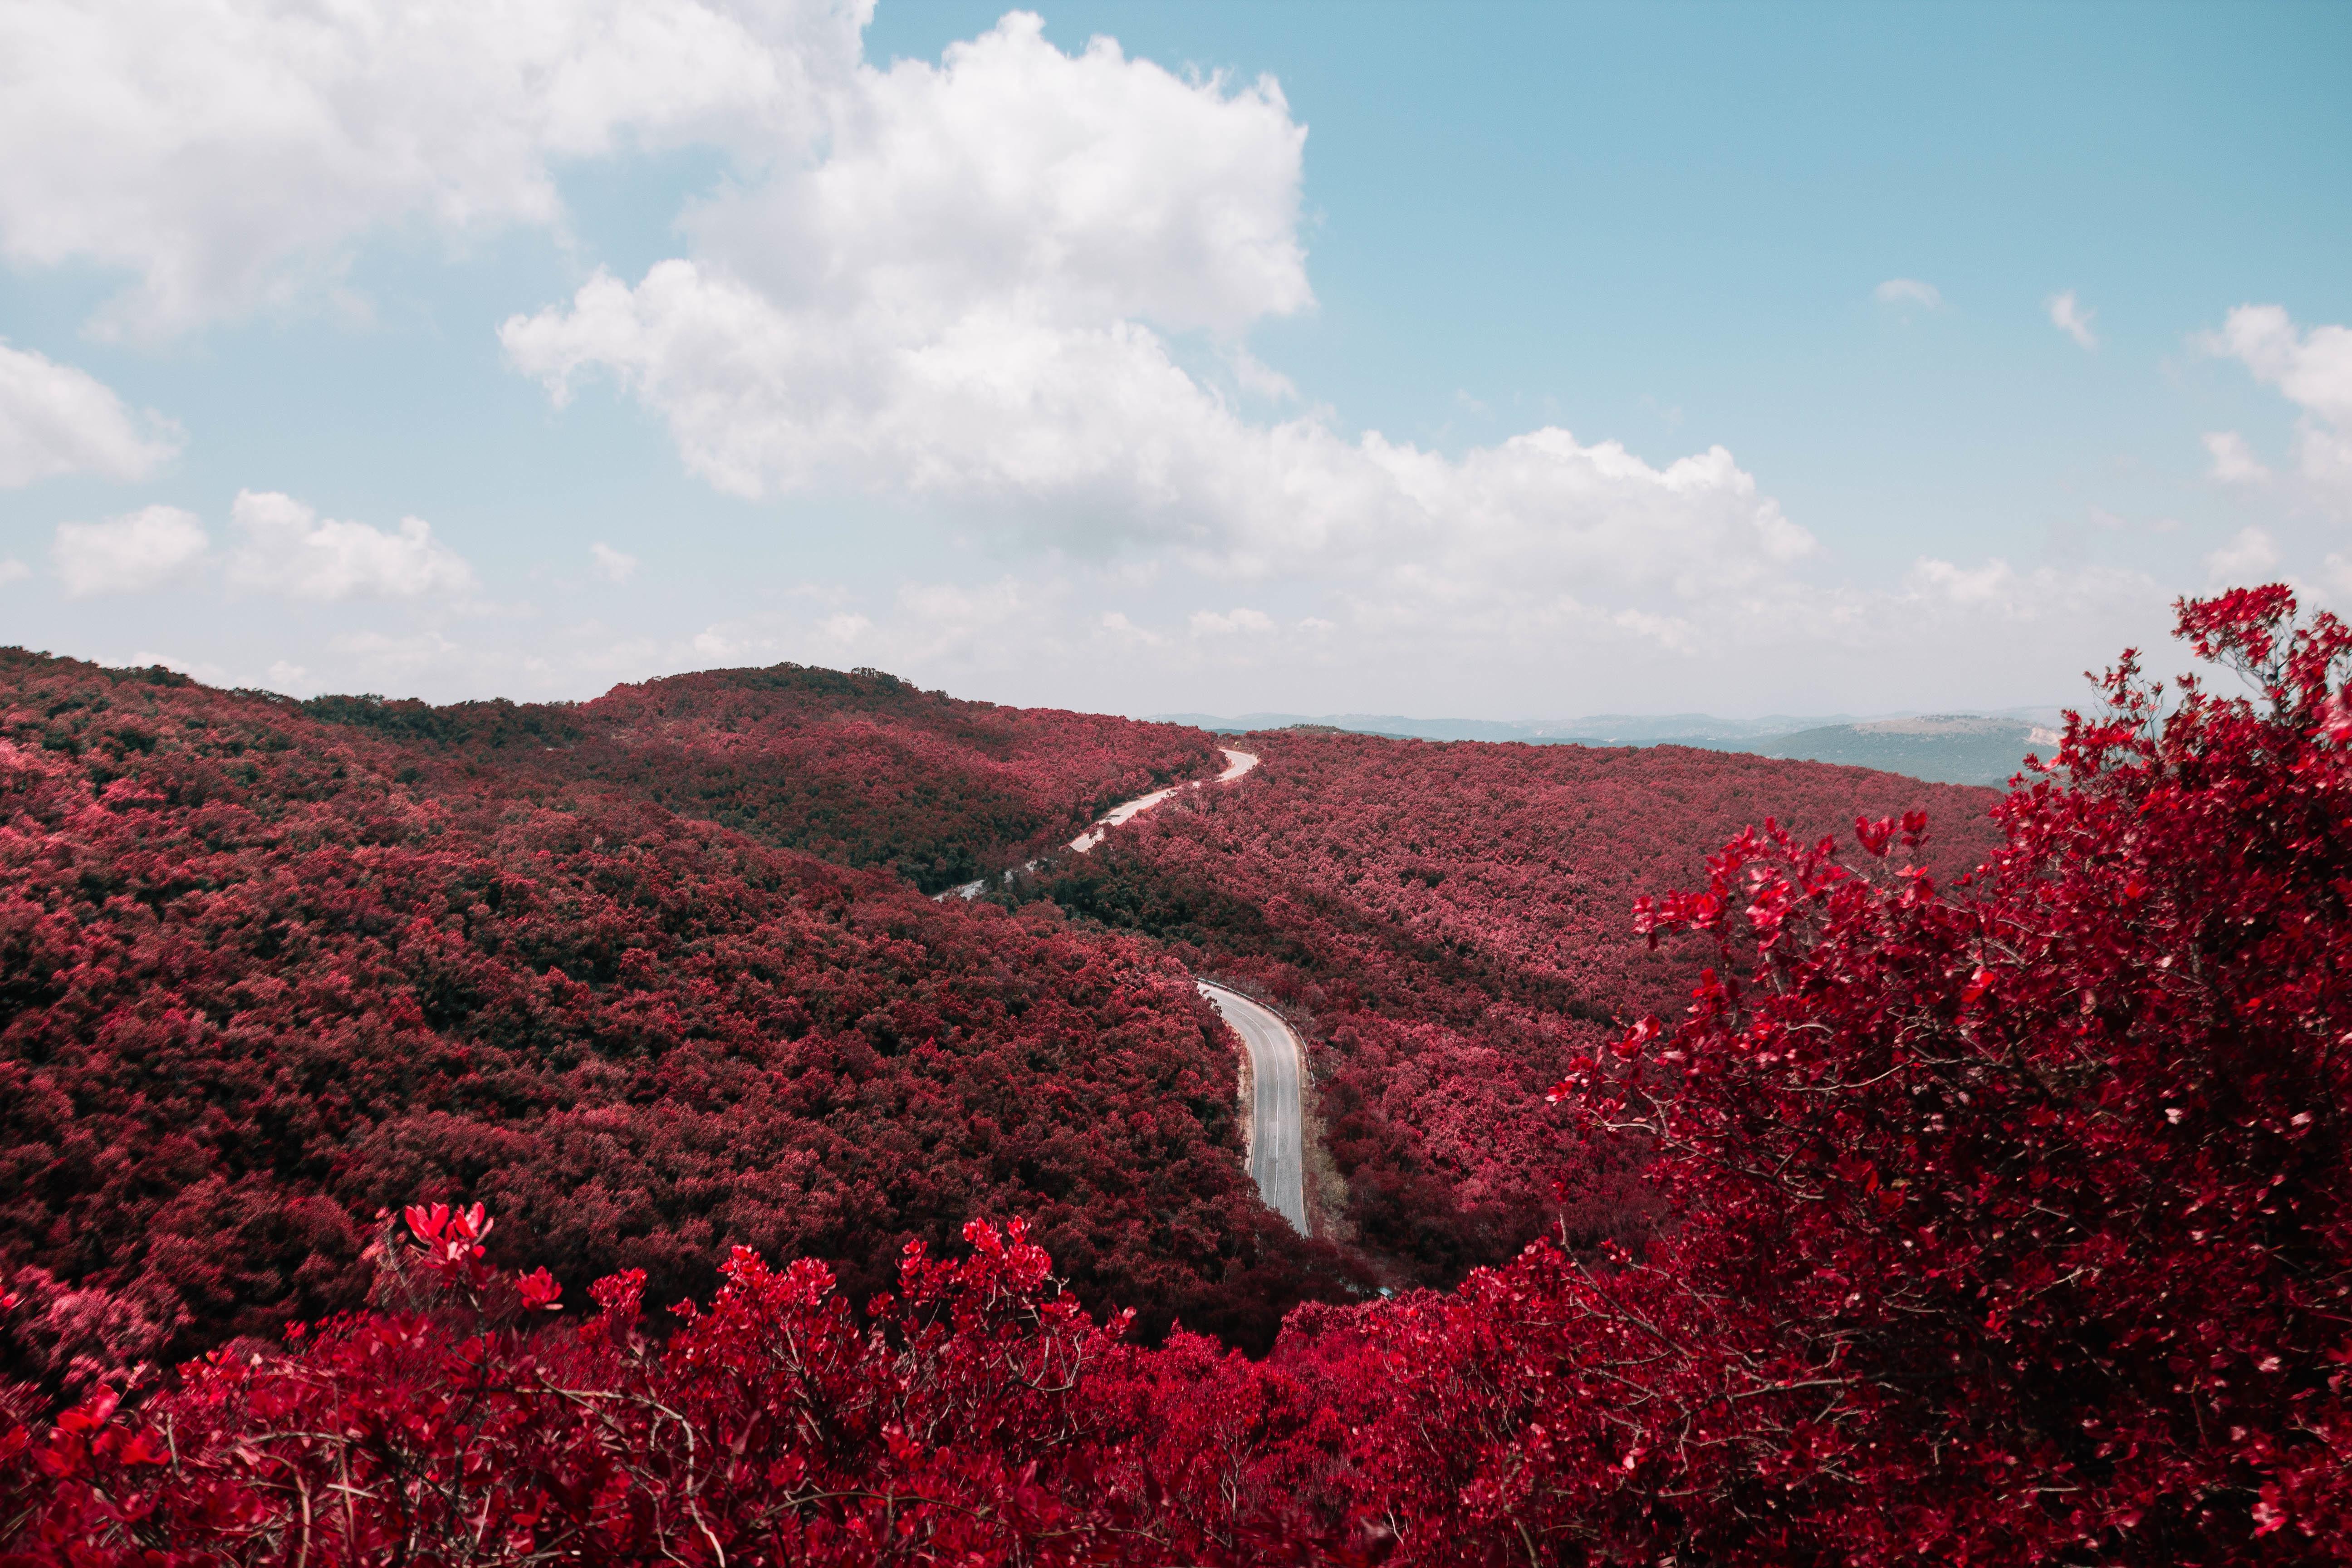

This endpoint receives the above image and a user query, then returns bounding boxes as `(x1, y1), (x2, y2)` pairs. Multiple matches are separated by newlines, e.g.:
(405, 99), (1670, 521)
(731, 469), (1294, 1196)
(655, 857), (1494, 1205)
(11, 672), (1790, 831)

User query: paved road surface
(1195, 980), (1308, 1233)
(933, 748), (1305, 1234)
(941, 748), (1259, 897)
(1068, 748), (1258, 852)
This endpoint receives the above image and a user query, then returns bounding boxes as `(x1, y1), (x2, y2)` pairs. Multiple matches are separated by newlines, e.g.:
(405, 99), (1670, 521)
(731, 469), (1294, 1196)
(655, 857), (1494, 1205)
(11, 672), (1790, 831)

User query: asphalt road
(941, 748), (1259, 898)
(936, 748), (1305, 1233)
(1068, 748), (1258, 852)
(1195, 980), (1308, 1233)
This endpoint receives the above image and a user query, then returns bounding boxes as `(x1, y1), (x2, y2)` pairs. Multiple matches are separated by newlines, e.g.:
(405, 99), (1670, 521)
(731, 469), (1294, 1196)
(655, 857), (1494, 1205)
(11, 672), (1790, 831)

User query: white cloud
(2201, 430), (2271, 484)
(1231, 346), (1296, 402)
(2203, 525), (2278, 583)
(225, 489), (475, 601)
(1906, 556), (2018, 608)
(1189, 607), (1275, 637)
(0, 558), (29, 585)
(0, 339), (181, 485)
(2203, 304), (2352, 513)
(1099, 610), (1165, 648)
(483, 12), (1846, 662)
(51, 504), (209, 596)
(2048, 290), (2097, 350)
(0, 0), (866, 337)
(1873, 278), (1942, 310)
(129, 649), (231, 685)
(588, 541), (639, 583)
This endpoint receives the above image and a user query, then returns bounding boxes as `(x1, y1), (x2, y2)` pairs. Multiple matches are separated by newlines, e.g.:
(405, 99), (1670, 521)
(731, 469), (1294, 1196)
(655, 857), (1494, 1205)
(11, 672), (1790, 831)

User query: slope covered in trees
(304, 663), (1220, 892)
(0, 651), (1337, 1395)
(1033, 734), (2004, 1280)
(8, 588), (2346, 1564)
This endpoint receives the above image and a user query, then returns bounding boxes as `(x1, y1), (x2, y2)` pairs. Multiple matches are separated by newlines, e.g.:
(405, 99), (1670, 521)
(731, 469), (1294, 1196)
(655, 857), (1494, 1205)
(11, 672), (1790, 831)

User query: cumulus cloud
(225, 490), (475, 600)
(2203, 304), (2352, 512)
(0, 340), (181, 485)
(499, 15), (1821, 648)
(51, 504), (209, 596)
(0, 0), (867, 337)
(2202, 430), (2271, 484)
(589, 542), (639, 583)
(2048, 290), (2097, 350)
(1873, 278), (1942, 310)
(0, 558), (29, 585)
(2204, 525), (2279, 583)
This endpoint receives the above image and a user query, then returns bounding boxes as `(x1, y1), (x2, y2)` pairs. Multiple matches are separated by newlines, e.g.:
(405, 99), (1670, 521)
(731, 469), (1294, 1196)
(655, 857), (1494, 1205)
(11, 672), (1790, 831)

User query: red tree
(1280, 585), (2352, 1561)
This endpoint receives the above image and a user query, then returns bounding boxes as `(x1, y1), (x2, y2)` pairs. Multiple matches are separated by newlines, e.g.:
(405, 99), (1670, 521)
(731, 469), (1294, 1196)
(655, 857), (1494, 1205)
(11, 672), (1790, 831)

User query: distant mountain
(1747, 714), (2064, 786)
(1146, 711), (1839, 745)
(1148, 708), (2068, 786)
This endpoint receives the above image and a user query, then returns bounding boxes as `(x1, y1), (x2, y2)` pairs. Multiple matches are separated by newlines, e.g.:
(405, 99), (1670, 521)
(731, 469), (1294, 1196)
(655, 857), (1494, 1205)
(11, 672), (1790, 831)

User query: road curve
(1068, 747), (1258, 852)
(1195, 980), (1308, 1233)
(939, 748), (1259, 898)
(934, 747), (1304, 1232)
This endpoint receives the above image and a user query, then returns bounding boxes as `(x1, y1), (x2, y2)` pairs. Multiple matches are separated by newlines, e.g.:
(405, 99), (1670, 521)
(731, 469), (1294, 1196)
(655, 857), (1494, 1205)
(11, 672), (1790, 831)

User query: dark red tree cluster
(0, 652), (1338, 1393)
(303, 662), (1218, 892)
(1038, 730), (2001, 1279)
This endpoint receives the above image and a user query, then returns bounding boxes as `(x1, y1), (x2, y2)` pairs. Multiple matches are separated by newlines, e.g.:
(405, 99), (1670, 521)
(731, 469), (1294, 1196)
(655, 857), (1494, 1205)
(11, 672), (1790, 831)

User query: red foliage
(1253, 585), (2352, 1561)
(1039, 732), (2002, 1279)
(0, 652), (1335, 1388)
(8, 590), (2347, 1563)
(302, 662), (1217, 892)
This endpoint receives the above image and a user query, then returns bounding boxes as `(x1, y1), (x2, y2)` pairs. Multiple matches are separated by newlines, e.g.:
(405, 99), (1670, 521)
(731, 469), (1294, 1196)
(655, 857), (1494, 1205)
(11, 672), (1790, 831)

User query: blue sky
(2, 0), (2347, 717)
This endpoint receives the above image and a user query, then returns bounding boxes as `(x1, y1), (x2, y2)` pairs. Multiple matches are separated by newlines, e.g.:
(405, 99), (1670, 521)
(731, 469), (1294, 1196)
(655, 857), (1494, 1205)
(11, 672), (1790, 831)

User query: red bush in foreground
(7, 588), (2347, 1563)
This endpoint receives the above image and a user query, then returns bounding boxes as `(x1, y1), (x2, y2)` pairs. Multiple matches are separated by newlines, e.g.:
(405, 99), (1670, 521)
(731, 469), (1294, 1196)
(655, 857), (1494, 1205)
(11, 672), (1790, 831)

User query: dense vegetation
(1033, 735), (2000, 1279)
(0, 651), (1334, 1396)
(304, 663), (1218, 892)
(8, 588), (2347, 1563)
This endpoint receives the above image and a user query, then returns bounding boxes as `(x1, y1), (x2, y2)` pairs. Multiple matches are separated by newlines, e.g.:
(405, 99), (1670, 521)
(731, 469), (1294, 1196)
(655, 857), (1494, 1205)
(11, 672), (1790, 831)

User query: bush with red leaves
(1237, 585), (2352, 1562)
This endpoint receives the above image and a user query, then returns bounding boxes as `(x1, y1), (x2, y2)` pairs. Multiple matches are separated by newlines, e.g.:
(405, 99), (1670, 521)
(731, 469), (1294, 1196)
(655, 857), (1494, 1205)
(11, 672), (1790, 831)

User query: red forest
(300, 663), (1219, 893)
(1034, 732), (2003, 1279)
(0, 652), (1339, 1395)
(6, 590), (2351, 1563)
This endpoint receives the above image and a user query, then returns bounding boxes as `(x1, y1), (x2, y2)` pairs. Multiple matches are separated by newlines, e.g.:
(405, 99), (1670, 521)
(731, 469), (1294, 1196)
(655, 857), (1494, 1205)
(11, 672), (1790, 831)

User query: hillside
(308, 664), (1219, 893)
(0, 651), (1340, 1387)
(11, 593), (2344, 1564)
(1018, 731), (2006, 1279)
(1157, 710), (2063, 784)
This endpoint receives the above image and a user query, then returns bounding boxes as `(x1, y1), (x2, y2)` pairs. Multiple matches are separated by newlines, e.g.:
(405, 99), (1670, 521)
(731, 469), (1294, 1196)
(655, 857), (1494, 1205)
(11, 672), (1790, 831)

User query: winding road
(1193, 980), (1309, 1233)
(938, 746), (1308, 1230)
(940, 747), (1259, 899)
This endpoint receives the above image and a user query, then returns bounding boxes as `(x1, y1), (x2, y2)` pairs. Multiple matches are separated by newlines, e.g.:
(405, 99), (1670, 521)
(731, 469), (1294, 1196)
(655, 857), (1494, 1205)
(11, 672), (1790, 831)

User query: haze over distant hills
(1149, 709), (2068, 787)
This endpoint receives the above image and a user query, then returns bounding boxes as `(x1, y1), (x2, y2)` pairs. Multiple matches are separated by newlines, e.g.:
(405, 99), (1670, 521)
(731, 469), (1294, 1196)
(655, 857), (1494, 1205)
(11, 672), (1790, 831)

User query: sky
(1, 0), (2348, 720)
